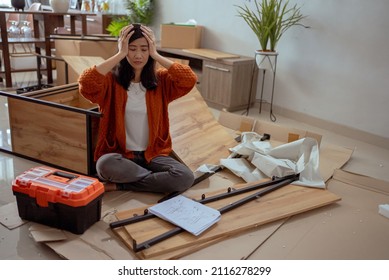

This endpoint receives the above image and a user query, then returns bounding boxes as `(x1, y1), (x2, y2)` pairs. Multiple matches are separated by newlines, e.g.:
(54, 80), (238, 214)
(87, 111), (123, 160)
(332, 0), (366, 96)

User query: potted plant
(106, 0), (155, 36)
(236, 0), (308, 68)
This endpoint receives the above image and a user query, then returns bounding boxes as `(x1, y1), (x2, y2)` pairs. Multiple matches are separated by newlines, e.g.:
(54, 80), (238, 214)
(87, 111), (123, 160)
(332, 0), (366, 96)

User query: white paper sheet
(220, 158), (263, 182)
(148, 195), (221, 236)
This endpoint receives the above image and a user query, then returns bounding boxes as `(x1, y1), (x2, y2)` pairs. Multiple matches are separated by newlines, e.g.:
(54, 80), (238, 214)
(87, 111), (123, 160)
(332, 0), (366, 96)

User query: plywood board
(169, 89), (237, 171)
(115, 179), (341, 259)
(62, 55), (105, 76)
(8, 98), (90, 174)
(183, 48), (240, 60)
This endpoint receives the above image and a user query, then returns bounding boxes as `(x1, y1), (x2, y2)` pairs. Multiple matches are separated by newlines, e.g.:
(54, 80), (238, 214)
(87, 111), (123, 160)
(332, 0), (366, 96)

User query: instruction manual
(148, 195), (221, 236)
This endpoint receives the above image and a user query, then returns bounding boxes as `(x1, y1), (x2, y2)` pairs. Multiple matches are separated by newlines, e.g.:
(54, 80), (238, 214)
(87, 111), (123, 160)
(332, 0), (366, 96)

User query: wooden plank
(169, 89), (237, 171)
(8, 97), (89, 174)
(183, 48), (240, 60)
(113, 226), (230, 260)
(115, 180), (341, 259)
(62, 55), (105, 76)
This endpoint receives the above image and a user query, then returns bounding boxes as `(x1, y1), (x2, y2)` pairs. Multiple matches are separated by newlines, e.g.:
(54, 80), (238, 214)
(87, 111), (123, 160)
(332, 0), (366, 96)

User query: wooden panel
(114, 180), (341, 259)
(169, 89), (237, 171)
(202, 61), (233, 107)
(183, 48), (240, 60)
(62, 55), (105, 84)
(229, 62), (257, 110)
(8, 98), (89, 174)
(33, 87), (97, 110)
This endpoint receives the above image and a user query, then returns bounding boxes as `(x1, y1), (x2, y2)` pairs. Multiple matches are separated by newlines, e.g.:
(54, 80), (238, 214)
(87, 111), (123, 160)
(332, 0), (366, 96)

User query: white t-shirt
(125, 82), (149, 151)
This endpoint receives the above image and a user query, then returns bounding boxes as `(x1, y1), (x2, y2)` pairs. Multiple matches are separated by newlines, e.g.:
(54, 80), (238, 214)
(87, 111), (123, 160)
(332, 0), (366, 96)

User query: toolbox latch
(36, 187), (50, 207)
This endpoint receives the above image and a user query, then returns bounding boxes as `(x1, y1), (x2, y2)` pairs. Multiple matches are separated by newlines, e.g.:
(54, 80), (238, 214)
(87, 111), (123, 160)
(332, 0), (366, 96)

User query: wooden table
(0, 9), (94, 87)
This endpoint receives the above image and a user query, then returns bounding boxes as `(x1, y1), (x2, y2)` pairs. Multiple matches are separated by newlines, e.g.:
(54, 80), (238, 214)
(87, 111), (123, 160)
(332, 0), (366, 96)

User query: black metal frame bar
(36, 54), (69, 87)
(110, 173), (299, 252)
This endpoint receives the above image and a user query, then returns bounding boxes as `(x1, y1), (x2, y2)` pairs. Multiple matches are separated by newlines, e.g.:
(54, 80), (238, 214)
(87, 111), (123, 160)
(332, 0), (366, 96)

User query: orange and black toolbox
(12, 166), (104, 234)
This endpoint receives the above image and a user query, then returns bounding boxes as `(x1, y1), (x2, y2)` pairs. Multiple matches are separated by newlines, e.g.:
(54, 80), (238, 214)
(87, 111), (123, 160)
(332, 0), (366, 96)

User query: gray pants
(96, 152), (194, 193)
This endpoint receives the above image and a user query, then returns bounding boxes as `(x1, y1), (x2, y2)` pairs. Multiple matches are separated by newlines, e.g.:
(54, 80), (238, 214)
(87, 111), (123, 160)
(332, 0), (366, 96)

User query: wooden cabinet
(157, 47), (257, 111)
(202, 58), (257, 111)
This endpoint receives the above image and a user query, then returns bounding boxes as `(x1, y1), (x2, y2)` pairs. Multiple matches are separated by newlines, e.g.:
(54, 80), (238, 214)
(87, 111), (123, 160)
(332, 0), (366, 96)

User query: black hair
(112, 24), (158, 91)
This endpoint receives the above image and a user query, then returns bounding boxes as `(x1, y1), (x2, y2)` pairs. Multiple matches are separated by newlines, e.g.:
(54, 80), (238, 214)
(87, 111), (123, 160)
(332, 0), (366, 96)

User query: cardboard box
(54, 37), (118, 85)
(160, 24), (202, 49)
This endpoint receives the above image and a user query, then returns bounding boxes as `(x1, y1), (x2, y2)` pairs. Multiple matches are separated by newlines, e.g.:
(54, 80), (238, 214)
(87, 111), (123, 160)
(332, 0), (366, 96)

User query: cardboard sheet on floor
(114, 180), (341, 259)
(0, 202), (26, 229)
(29, 224), (67, 242)
(43, 220), (134, 260)
(247, 169), (389, 259)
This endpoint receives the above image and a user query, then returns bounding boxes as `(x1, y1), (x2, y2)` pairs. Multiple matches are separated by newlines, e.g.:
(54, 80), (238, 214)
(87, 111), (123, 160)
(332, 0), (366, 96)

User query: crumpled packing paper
(195, 132), (325, 188)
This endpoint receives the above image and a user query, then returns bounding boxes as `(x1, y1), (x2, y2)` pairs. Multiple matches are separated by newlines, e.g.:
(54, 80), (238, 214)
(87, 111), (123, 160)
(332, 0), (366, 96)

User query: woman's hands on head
(118, 24), (157, 58)
(117, 24), (172, 69)
(117, 25), (133, 58)
(140, 25), (158, 59)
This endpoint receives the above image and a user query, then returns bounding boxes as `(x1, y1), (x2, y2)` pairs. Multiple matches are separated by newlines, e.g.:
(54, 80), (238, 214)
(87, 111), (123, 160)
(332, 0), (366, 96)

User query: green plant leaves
(106, 0), (155, 36)
(235, 0), (307, 51)
(106, 17), (131, 36)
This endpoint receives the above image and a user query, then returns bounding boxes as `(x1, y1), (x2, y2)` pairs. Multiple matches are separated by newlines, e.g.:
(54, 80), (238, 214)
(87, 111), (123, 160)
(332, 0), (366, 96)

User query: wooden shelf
(0, 37), (46, 44)
(0, 9), (94, 87)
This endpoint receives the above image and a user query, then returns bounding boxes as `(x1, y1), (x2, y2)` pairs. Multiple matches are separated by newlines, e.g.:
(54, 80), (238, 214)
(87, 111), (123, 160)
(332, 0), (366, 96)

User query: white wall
(152, 0), (389, 140)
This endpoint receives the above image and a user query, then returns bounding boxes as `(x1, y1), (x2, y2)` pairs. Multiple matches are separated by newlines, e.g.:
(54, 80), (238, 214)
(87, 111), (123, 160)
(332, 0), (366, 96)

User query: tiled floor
(1, 71), (388, 259)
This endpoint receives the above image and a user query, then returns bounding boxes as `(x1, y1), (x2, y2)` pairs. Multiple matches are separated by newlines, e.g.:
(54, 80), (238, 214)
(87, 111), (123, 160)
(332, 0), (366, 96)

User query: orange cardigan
(78, 63), (197, 162)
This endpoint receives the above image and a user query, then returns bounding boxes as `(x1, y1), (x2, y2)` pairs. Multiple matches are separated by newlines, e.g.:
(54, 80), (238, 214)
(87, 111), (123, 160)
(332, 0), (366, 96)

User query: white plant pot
(255, 50), (278, 70)
(50, 0), (70, 13)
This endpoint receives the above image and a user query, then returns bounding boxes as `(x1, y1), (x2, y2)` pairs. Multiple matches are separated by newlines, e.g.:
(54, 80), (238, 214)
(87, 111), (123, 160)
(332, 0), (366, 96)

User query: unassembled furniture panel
(3, 83), (100, 175)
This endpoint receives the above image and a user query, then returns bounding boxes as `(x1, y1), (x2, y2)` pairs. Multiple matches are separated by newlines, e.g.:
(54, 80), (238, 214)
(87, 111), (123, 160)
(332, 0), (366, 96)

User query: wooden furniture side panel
(202, 60), (233, 108)
(8, 98), (89, 174)
(35, 88), (97, 110)
(229, 61), (257, 111)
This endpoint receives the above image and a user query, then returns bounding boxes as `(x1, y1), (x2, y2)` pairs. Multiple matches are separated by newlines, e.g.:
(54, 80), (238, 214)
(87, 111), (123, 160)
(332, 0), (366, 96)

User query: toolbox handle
(52, 171), (78, 181)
